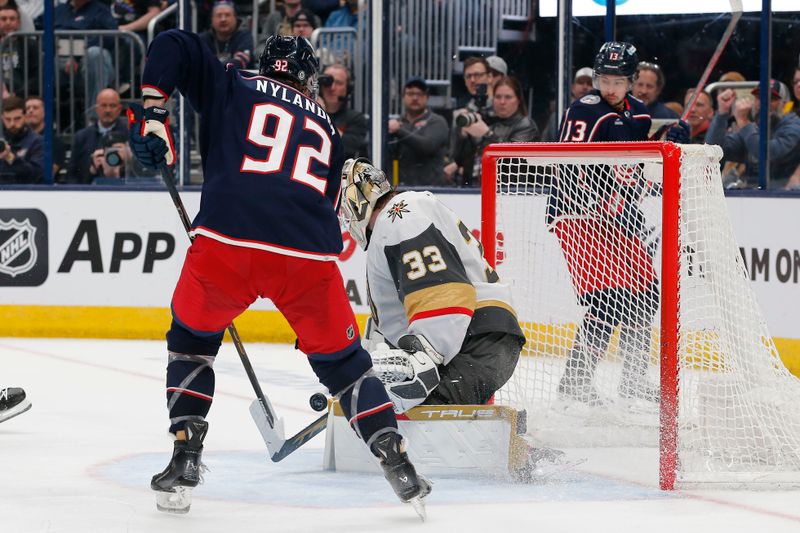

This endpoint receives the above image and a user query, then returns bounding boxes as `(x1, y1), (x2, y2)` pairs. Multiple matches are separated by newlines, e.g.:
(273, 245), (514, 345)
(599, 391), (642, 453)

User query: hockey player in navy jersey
(127, 31), (430, 514)
(551, 42), (688, 406)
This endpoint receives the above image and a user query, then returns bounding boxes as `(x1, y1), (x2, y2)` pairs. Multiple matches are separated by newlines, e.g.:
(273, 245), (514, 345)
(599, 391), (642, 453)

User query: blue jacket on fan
(142, 30), (345, 258)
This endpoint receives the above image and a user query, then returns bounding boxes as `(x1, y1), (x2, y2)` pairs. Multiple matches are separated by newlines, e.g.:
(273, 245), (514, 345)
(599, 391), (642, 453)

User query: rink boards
(1, 189), (799, 374)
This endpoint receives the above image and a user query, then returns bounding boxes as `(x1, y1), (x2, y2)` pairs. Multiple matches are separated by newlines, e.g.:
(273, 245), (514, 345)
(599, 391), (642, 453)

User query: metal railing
(0, 30), (146, 137)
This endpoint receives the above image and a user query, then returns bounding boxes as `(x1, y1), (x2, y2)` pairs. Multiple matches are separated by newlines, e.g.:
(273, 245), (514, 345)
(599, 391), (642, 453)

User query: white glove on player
(142, 106), (175, 166)
(370, 334), (443, 413)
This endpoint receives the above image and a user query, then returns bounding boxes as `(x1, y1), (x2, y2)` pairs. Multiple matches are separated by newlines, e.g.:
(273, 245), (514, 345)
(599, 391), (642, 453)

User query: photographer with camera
(0, 95), (44, 184)
(388, 77), (449, 186)
(66, 88), (128, 183)
(317, 63), (368, 159)
(89, 130), (132, 181)
(445, 57), (493, 186)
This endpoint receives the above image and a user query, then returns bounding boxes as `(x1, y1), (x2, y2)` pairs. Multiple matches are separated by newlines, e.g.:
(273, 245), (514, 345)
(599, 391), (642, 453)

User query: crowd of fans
(0, 0), (798, 190)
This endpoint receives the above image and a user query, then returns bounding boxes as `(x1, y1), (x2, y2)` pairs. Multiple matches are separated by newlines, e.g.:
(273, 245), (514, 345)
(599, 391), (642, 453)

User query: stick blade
(249, 398), (286, 454)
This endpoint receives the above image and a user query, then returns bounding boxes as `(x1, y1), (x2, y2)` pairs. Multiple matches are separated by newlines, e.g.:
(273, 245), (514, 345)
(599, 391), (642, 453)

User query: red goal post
(480, 142), (800, 490)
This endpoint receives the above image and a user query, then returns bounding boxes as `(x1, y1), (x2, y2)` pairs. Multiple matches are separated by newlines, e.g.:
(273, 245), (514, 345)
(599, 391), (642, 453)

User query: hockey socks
(339, 372), (397, 444)
(165, 353), (216, 433)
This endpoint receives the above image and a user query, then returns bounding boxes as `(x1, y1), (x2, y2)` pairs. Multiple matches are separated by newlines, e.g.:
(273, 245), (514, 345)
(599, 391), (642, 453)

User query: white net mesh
(488, 143), (800, 485)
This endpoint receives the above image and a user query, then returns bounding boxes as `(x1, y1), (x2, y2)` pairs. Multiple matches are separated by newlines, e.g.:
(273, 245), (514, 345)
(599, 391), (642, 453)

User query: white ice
(1, 337), (799, 533)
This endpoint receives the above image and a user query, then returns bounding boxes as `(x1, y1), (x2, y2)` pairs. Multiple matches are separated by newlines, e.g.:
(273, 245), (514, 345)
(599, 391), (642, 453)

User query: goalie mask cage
(481, 142), (800, 490)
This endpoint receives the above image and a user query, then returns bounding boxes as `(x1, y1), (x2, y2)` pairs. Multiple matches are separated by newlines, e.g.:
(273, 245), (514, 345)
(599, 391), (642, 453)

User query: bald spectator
(388, 77), (450, 186)
(290, 8), (317, 39)
(0, 95), (43, 183)
(707, 81), (800, 189)
(199, 0), (254, 70)
(683, 89), (714, 143)
(634, 61), (678, 119)
(25, 96), (66, 175)
(542, 66), (594, 142)
(66, 88), (128, 183)
(264, 0), (321, 37)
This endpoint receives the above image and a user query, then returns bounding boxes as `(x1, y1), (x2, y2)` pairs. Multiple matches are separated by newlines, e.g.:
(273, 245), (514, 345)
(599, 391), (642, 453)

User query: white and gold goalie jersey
(366, 191), (524, 364)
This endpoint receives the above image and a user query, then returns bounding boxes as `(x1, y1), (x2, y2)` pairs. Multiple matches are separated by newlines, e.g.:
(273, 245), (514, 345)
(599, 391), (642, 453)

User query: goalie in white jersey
(339, 158), (525, 412)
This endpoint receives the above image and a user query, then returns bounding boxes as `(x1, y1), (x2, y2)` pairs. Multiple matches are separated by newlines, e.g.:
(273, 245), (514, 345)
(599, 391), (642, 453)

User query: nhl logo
(0, 218), (37, 277)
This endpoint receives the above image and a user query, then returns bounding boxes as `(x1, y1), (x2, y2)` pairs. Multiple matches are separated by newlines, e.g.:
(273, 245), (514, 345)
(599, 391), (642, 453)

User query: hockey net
(481, 142), (800, 489)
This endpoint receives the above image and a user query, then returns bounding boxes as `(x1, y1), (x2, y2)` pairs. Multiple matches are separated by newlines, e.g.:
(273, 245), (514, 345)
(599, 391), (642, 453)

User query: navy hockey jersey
(558, 90), (651, 142)
(142, 30), (345, 259)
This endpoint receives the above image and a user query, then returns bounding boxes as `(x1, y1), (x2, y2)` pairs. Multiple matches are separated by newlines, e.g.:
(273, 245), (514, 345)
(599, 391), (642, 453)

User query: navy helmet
(259, 35), (319, 94)
(593, 41), (639, 79)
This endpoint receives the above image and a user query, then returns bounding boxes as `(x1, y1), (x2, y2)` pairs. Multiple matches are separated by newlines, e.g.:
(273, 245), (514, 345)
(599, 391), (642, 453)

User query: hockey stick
(159, 164), (326, 461)
(681, 0), (743, 122)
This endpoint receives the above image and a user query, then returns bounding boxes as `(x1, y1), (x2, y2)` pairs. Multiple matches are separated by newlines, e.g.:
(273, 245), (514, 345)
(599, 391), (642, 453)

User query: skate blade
(155, 487), (192, 514)
(407, 496), (427, 522)
(0, 399), (31, 424)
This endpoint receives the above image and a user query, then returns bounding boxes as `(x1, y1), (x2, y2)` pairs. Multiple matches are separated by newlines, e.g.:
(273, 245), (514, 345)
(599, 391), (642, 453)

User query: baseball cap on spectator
(574, 67), (593, 82)
(751, 79), (790, 101)
(291, 9), (318, 29)
(404, 77), (428, 93)
(212, 0), (235, 12)
(486, 55), (507, 76)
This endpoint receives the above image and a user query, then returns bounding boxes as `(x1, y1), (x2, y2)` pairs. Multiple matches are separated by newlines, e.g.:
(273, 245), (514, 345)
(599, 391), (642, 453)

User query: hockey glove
(127, 103), (175, 169)
(666, 120), (690, 144)
(371, 335), (443, 413)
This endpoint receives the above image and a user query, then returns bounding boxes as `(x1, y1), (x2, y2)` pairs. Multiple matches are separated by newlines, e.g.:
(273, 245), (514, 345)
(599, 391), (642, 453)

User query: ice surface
(1, 338), (798, 532)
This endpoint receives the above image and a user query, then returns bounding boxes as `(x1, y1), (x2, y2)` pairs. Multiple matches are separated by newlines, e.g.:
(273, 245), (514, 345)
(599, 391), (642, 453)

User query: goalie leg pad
(166, 352), (216, 433)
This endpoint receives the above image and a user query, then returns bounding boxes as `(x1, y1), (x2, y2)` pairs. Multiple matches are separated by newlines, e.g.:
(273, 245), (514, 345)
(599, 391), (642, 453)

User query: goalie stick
(159, 165), (326, 461)
(681, 0), (743, 122)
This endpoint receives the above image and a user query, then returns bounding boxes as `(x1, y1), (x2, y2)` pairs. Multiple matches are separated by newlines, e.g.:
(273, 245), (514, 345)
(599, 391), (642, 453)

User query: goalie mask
(339, 158), (393, 250)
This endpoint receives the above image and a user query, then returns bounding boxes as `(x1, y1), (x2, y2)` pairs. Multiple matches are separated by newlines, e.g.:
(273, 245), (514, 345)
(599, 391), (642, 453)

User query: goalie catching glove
(371, 334), (443, 413)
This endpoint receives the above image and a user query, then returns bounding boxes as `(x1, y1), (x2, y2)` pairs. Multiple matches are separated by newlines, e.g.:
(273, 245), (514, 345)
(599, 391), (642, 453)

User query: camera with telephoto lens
(455, 83), (490, 128)
(102, 130), (128, 167)
(0, 139), (6, 153)
(318, 74), (334, 87)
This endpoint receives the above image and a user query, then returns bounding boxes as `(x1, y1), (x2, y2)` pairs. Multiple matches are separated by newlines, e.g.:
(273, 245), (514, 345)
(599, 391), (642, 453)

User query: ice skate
(557, 373), (603, 406)
(151, 419), (208, 514)
(370, 431), (432, 521)
(511, 441), (586, 483)
(0, 387), (31, 424)
(618, 376), (660, 403)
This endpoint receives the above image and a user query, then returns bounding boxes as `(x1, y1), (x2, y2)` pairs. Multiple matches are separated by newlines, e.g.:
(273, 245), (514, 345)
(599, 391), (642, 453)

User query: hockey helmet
(259, 35), (320, 94)
(593, 41), (638, 80)
(339, 158), (393, 250)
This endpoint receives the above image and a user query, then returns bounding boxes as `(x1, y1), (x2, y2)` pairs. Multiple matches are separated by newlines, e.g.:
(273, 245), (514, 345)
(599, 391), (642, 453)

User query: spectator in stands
(264, 0), (321, 37)
(707, 81), (800, 189)
(52, 0), (118, 119)
(634, 61), (678, 119)
(444, 56), (491, 185)
(25, 96), (66, 176)
(199, 0), (254, 70)
(66, 88), (127, 183)
(15, 0), (38, 29)
(112, 0), (163, 40)
(0, 95), (43, 183)
(683, 89), (713, 143)
(542, 66), (593, 142)
(290, 8), (318, 40)
(486, 55), (507, 97)
(1, 0), (32, 32)
(790, 66), (800, 116)
(317, 63), (368, 159)
(388, 77), (449, 186)
(457, 75), (539, 186)
(304, 0), (339, 22)
(0, 5), (35, 97)
(325, 0), (357, 28)
(89, 129), (133, 180)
